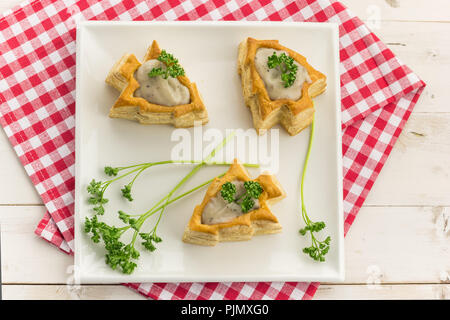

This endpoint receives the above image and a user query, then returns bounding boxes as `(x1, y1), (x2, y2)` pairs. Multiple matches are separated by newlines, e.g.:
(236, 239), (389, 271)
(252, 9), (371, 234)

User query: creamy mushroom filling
(134, 59), (190, 106)
(201, 180), (260, 225)
(254, 48), (312, 101)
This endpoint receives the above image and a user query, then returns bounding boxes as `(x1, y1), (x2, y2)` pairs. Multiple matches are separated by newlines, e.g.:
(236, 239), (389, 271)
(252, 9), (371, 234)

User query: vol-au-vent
(133, 59), (190, 106)
(105, 40), (208, 127)
(183, 159), (286, 246)
(238, 37), (327, 136)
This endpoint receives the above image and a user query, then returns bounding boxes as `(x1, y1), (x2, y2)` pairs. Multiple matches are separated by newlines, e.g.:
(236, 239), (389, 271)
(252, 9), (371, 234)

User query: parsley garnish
(299, 116), (331, 262)
(85, 134), (259, 274)
(148, 50), (185, 79)
(220, 182), (236, 203)
(220, 180), (263, 213)
(267, 51), (298, 88)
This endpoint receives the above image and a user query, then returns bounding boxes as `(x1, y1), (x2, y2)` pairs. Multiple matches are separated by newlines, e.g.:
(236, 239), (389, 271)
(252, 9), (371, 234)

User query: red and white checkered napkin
(0, 0), (425, 299)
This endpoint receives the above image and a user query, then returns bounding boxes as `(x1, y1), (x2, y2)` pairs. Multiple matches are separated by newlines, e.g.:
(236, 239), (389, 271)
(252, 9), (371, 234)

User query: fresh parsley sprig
(84, 176), (221, 274)
(85, 133), (259, 274)
(299, 116), (331, 262)
(220, 180), (263, 213)
(88, 160), (258, 208)
(148, 50), (185, 79)
(87, 162), (173, 215)
(267, 51), (298, 88)
(220, 182), (236, 203)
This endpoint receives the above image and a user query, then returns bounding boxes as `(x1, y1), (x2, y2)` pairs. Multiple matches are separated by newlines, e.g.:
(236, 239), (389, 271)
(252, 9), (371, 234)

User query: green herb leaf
(148, 50), (185, 80)
(240, 195), (255, 213)
(121, 184), (133, 202)
(220, 181), (236, 203)
(243, 181), (263, 199)
(87, 179), (102, 197)
(118, 210), (130, 224)
(129, 218), (138, 230)
(139, 232), (162, 252)
(84, 134), (242, 274)
(104, 166), (119, 176)
(220, 180), (263, 213)
(267, 52), (298, 88)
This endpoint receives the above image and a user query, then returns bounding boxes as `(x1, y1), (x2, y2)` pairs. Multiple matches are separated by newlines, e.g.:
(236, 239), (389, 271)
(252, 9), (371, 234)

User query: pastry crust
(237, 38), (326, 136)
(182, 159), (286, 246)
(105, 41), (208, 127)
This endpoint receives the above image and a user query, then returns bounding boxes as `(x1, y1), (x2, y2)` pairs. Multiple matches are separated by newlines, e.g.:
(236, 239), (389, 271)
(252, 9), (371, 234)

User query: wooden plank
(343, 206), (450, 283)
(366, 113), (450, 206)
(2, 285), (146, 300)
(0, 130), (42, 204)
(373, 22), (450, 114)
(2, 206), (449, 284)
(315, 284), (450, 300)
(0, 0), (22, 13)
(341, 0), (450, 22)
(2, 284), (449, 299)
(1, 206), (72, 284)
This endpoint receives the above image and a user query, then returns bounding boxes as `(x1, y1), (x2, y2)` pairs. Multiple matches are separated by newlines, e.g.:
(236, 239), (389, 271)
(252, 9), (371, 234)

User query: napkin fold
(0, 0), (425, 300)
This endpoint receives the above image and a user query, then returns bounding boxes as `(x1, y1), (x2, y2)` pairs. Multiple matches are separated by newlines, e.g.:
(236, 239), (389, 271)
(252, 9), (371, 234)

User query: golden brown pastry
(182, 159), (286, 246)
(237, 38), (326, 136)
(105, 41), (208, 127)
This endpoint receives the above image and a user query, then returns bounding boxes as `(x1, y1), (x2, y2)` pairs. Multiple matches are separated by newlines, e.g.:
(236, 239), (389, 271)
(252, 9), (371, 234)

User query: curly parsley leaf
(299, 221), (326, 235)
(84, 215), (140, 274)
(118, 210), (130, 224)
(244, 181), (263, 199)
(139, 232), (162, 252)
(220, 181), (236, 203)
(220, 180), (263, 213)
(240, 195), (255, 213)
(84, 134), (248, 275)
(148, 50), (185, 80)
(267, 51), (298, 88)
(121, 184), (133, 202)
(87, 179), (108, 215)
(104, 166), (119, 176)
(87, 179), (102, 198)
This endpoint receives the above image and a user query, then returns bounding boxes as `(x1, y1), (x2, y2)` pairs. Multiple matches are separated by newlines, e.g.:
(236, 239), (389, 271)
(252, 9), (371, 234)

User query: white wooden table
(1, 0), (449, 300)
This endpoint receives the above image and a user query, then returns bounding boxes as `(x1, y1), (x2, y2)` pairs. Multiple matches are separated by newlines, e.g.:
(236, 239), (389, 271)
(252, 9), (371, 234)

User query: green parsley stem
(156, 173), (226, 213)
(125, 172), (226, 222)
(130, 228), (138, 246)
(116, 160), (258, 171)
(135, 131), (237, 230)
(85, 130), (263, 273)
(300, 117), (314, 225)
(299, 115), (331, 262)
(128, 166), (147, 188)
(105, 159), (258, 204)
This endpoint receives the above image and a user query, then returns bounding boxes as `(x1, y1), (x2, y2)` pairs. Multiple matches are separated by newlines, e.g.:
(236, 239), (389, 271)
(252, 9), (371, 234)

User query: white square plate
(75, 21), (344, 283)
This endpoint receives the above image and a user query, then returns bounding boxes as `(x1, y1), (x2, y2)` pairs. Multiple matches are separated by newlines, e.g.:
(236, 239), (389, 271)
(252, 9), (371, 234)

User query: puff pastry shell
(238, 38), (326, 136)
(105, 41), (208, 127)
(182, 159), (286, 246)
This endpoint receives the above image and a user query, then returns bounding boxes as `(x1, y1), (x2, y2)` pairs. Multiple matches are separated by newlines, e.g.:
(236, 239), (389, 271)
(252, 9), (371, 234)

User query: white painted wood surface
(1, 0), (450, 300)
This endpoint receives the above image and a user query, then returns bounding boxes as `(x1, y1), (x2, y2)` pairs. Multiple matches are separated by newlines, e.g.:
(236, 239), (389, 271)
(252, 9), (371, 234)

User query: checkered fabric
(0, 0), (425, 300)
